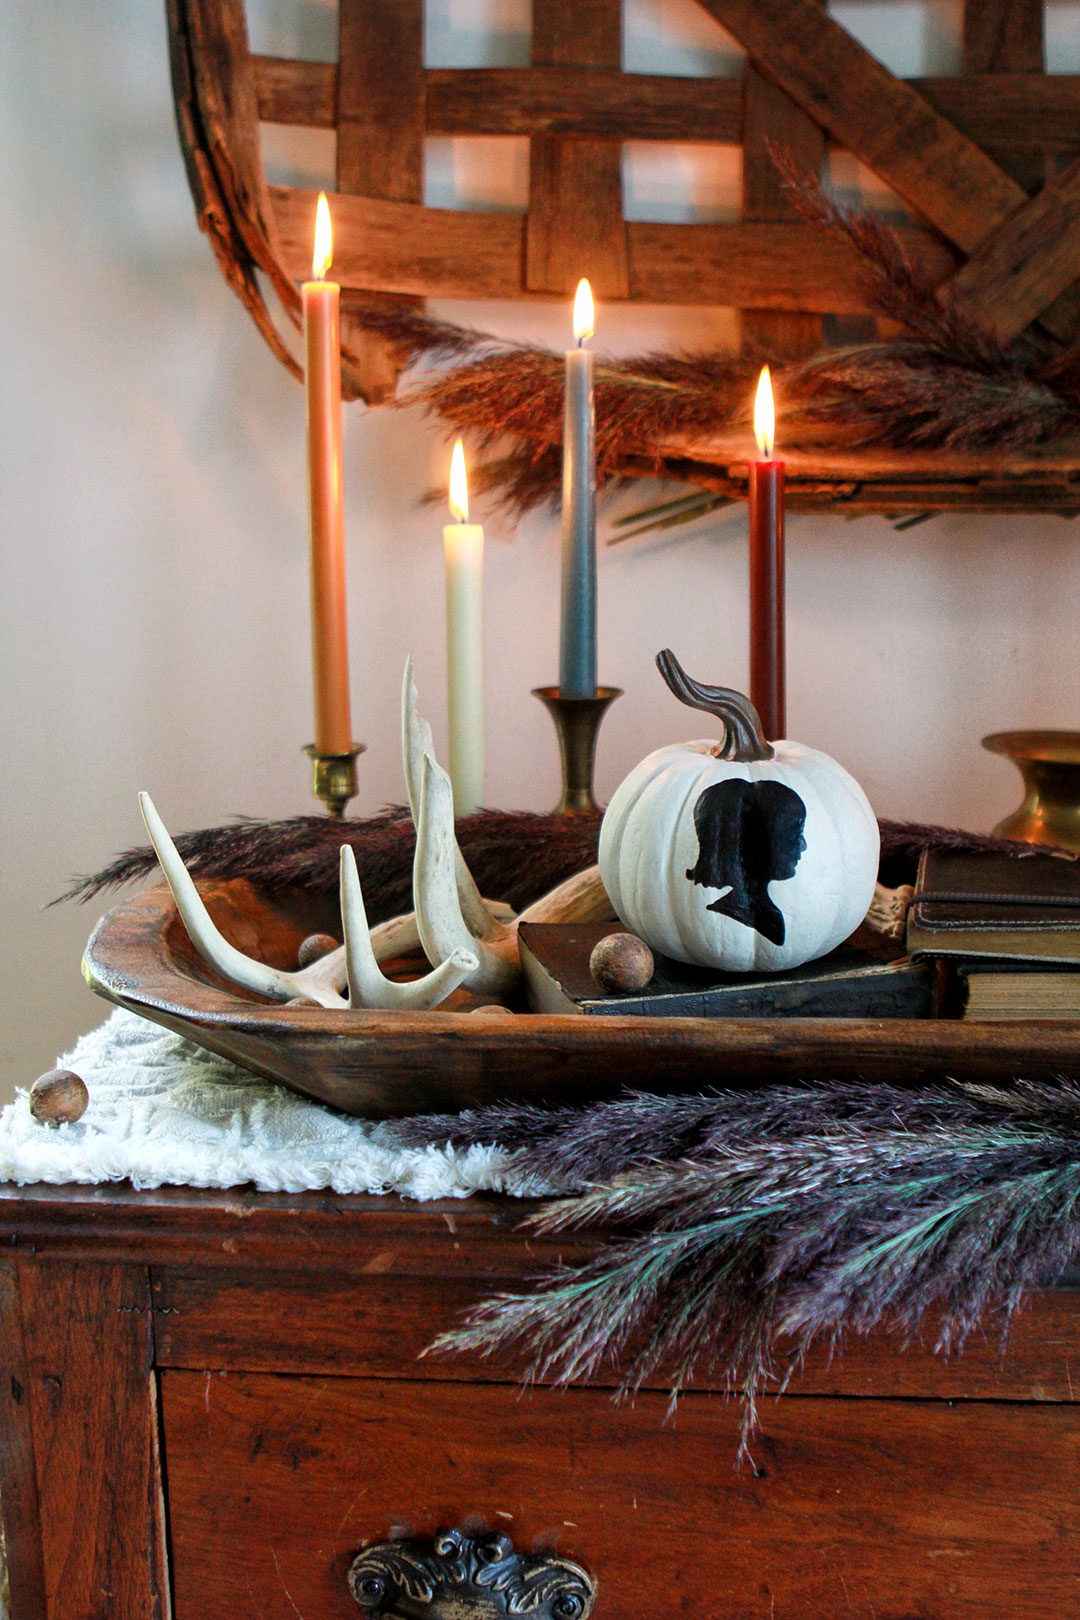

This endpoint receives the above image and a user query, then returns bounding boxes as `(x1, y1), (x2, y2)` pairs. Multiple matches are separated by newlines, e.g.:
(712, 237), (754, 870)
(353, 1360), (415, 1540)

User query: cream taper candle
(302, 192), (353, 756)
(444, 439), (485, 815)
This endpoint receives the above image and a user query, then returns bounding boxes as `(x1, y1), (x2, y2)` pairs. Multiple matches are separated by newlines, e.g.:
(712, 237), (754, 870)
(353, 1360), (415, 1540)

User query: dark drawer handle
(348, 1528), (597, 1620)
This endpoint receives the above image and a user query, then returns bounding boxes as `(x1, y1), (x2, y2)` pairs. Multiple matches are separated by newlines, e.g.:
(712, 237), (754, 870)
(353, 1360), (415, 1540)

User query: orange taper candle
(302, 193), (353, 755)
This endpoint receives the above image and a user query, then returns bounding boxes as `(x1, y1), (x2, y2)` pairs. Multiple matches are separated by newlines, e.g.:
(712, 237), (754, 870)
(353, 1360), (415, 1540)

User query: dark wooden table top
(0, 1177), (1077, 1398)
(0, 1180), (589, 1275)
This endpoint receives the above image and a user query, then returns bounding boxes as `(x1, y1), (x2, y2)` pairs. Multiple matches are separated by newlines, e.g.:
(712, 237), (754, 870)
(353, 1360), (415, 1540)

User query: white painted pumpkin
(598, 651), (880, 972)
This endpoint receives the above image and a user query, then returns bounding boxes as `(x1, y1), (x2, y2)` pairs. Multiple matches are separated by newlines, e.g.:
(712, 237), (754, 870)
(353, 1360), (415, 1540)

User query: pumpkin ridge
(599, 747), (672, 922)
(670, 755), (729, 966)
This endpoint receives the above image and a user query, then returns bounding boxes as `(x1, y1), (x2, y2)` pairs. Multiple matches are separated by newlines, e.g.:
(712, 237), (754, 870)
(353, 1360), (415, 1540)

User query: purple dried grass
(379, 1079), (1080, 1456)
(58, 806), (602, 923)
(59, 808), (1042, 914)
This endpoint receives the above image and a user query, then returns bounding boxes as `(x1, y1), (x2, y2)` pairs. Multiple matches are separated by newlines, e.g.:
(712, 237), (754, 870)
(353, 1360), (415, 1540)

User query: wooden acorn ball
(29, 1069), (89, 1127)
(297, 932), (340, 969)
(589, 933), (655, 995)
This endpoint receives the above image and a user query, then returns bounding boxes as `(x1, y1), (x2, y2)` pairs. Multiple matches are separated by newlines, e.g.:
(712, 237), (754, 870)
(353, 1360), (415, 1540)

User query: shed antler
(139, 792), (347, 1007)
(402, 654), (513, 943)
(339, 844), (477, 1010)
(138, 793), (475, 1012)
(413, 752), (521, 996)
(138, 657), (615, 1013)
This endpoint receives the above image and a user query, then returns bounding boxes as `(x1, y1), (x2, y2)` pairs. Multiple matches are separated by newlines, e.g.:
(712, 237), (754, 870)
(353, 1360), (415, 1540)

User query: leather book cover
(907, 848), (1080, 963)
(518, 921), (931, 1019)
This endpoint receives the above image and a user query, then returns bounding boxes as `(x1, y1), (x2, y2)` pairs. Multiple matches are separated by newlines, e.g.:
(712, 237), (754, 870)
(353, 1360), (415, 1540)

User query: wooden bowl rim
(82, 881), (1080, 1062)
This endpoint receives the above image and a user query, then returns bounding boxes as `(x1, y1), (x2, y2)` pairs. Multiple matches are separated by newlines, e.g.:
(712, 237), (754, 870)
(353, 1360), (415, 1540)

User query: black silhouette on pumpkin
(685, 778), (808, 946)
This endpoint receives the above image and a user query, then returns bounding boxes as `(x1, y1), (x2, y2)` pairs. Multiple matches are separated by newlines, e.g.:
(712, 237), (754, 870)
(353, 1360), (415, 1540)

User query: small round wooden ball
(297, 932), (340, 969)
(29, 1069), (89, 1127)
(589, 933), (655, 995)
(285, 995), (321, 1008)
(470, 1003), (516, 1017)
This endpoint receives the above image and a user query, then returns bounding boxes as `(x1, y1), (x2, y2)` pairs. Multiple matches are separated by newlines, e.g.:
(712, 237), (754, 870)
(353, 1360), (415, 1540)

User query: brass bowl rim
(982, 729), (1080, 765)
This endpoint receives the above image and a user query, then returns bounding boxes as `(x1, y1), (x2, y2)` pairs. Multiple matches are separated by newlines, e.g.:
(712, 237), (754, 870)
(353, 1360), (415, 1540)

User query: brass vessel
(982, 730), (1080, 853)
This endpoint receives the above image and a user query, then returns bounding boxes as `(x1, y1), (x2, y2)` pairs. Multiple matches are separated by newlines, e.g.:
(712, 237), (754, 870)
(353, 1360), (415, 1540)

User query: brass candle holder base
(533, 686), (621, 815)
(303, 743), (366, 818)
(983, 730), (1080, 853)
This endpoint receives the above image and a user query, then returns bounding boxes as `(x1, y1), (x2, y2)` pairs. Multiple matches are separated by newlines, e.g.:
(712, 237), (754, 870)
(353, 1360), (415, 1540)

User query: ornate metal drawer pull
(348, 1528), (597, 1620)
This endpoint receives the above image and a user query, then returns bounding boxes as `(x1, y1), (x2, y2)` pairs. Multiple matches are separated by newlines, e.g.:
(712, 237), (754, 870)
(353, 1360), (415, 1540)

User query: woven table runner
(0, 1008), (544, 1200)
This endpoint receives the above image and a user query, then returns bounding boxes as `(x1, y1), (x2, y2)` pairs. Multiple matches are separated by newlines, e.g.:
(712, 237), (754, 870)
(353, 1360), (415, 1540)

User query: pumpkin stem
(656, 649), (774, 762)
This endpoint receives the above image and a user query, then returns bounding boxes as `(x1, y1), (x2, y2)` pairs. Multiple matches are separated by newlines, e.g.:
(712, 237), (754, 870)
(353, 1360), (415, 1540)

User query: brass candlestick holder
(533, 686), (621, 815)
(303, 743), (366, 818)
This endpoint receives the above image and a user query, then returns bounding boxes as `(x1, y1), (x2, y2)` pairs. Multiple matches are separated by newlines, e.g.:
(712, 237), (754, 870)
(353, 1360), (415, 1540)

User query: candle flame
(449, 438), (469, 522)
(312, 192), (333, 280)
(753, 365), (775, 457)
(573, 278), (595, 343)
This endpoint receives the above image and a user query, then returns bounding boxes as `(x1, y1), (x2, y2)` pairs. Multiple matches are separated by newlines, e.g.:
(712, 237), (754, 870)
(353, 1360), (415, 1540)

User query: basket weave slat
(168, 0), (1080, 507)
(336, 0), (425, 401)
(526, 0), (628, 298)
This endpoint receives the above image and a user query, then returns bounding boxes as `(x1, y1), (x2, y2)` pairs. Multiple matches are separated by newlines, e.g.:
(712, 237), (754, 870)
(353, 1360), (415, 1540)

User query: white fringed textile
(0, 1008), (524, 1200)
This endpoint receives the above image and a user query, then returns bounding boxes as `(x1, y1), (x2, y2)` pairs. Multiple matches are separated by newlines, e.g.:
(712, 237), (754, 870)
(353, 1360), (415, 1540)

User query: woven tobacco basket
(167, 0), (1080, 511)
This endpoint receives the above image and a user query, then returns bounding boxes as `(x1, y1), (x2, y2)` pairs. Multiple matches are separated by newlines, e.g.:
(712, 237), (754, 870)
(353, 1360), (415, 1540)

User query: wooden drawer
(162, 1370), (1080, 1620)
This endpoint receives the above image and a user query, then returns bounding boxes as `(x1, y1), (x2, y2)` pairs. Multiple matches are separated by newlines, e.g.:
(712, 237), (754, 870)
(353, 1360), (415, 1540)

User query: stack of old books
(905, 848), (1080, 1021)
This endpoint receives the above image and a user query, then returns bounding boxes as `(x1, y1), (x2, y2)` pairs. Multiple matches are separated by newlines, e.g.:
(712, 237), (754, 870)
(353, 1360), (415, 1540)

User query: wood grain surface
(0, 1183), (592, 1273)
(3, 1188), (1080, 1619)
(700, 0), (1026, 252)
(0, 1260), (169, 1620)
(251, 55), (1080, 156)
(0, 1264), (46, 1620)
(81, 878), (1080, 1119)
(335, 0), (425, 399)
(962, 0), (1045, 192)
(950, 153), (1080, 342)
(964, 0), (1044, 75)
(268, 180), (960, 309)
(162, 1370), (1080, 1620)
(151, 1264), (1080, 1405)
(526, 0), (628, 297)
(740, 0), (825, 360)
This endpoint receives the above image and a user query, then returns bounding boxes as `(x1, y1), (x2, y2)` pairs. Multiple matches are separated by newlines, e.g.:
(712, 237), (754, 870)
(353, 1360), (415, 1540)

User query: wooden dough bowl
(80, 879), (1080, 1117)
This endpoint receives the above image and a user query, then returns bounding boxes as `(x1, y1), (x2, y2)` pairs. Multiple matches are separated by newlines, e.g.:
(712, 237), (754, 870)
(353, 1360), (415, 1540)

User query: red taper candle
(748, 365), (785, 741)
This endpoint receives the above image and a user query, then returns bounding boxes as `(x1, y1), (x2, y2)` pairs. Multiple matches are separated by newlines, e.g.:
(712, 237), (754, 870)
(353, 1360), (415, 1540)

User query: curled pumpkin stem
(656, 649), (774, 763)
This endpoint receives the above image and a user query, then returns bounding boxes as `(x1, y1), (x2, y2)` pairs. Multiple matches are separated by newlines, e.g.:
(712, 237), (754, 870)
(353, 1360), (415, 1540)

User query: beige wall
(5, 0), (1080, 1091)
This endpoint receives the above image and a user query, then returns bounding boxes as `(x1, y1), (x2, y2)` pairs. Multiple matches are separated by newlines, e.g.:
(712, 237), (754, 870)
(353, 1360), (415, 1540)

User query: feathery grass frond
(418, 1080), (1080, 1458)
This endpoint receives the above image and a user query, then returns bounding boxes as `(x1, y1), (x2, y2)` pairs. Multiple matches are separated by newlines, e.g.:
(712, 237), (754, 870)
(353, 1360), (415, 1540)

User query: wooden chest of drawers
(1, 1182), (1079, 1619)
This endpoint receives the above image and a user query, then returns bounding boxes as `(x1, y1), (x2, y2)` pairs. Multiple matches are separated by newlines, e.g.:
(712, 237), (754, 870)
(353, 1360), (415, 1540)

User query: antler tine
(138, 793), (347, 1007)
(402, 655), (511, 944)
(339, 846), (477, 1011)
(413, 753), (521, 996)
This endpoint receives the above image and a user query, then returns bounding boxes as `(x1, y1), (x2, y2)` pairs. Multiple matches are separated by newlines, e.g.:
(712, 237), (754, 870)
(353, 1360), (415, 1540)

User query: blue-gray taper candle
(559, 343), (598, 698)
